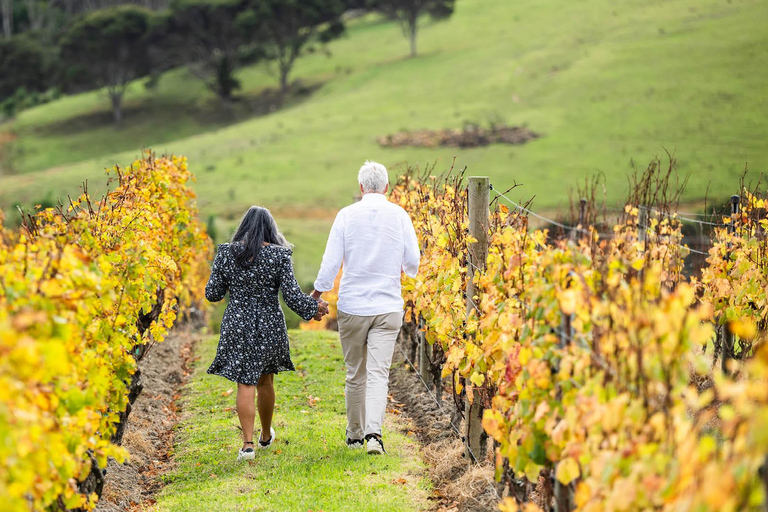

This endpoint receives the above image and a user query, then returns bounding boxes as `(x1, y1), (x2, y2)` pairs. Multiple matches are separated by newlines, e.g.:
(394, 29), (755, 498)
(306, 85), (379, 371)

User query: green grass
(1, 0), (767, 276)
(155, 330), (429, 512)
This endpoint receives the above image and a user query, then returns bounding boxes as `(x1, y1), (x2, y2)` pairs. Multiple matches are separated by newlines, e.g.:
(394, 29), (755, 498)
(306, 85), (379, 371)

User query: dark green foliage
(367, 0), (455, 57)
(165, 0), (254, 102)
(0, 34), (52, 100)
(60, 5), (156, 125)
(206, 214), (219, 241)
(0, 87), (61, 119)
(241, 0), (347, 96)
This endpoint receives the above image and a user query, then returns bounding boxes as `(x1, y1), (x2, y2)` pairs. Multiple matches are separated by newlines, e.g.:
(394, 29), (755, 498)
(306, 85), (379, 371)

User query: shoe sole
(367, 444), (385, 455)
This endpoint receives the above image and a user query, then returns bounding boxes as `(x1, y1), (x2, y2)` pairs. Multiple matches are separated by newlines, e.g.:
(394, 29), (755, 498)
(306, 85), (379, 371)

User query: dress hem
(206, 365), (295, 386)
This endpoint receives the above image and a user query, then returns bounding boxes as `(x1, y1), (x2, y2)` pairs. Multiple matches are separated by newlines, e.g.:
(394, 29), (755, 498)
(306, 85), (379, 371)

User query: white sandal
(237, 441), (255, 461)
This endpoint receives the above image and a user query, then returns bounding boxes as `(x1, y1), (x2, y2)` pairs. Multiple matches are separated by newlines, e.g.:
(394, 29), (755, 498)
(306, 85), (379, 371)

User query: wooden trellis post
(722, 194), (740, 374)
(418, 317), (431, 385)
(570, 198), (587, 242)
(465, 176), (489, 462)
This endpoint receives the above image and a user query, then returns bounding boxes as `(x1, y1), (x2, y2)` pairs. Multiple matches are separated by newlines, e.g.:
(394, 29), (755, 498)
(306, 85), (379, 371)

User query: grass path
(155, 330), (430, 512)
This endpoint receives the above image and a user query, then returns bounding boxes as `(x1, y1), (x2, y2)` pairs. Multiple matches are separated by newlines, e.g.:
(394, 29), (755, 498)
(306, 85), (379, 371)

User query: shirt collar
(361, 193), (388, 202)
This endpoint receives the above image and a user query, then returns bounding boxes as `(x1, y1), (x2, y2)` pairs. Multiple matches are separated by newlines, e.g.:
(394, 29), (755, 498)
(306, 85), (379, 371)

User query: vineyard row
(0, 153), (212, 511)
(390, 161), (768, 511)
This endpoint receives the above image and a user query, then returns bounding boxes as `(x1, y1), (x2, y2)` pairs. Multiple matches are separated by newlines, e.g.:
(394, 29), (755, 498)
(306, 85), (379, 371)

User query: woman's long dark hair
(230, 206), (290, 267)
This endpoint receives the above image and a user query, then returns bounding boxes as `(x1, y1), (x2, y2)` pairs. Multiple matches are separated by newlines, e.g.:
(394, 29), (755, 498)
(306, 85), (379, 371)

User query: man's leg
(364, 312), (403, 438)
(338, 311), (371, 441)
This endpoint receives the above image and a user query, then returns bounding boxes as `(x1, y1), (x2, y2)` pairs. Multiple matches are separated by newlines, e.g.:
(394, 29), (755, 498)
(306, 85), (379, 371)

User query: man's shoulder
(381, 200), (411, 220)
(349, 197), (409, 213)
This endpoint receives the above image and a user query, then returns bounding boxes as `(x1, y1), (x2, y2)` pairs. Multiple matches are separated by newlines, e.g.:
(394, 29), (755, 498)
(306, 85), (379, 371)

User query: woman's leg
(257, 373), (275, 442)
(236, 383), (256, 449)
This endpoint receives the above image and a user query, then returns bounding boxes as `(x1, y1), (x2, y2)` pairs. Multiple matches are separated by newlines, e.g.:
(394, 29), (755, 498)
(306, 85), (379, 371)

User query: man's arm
(313, 210), (345, 297)
(402, 212), (420, 278)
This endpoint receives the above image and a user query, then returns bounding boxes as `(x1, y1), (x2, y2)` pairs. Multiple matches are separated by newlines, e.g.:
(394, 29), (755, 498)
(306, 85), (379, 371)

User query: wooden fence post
(554, 293), (575, 511)
(465, 176), (490, 462)
(418, 316), (431, 386)
(722, 194), (741, 374)
(570, 198), (587, 242)
(637, 206), (648, 245)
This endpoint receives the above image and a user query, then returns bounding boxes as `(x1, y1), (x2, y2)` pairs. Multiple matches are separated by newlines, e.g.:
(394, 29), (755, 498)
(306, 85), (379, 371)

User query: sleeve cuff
(313, 279), (333, 293)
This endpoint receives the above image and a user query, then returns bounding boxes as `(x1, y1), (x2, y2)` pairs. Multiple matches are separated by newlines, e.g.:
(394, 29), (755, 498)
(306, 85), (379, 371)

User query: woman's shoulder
(263, 243), (293, 257)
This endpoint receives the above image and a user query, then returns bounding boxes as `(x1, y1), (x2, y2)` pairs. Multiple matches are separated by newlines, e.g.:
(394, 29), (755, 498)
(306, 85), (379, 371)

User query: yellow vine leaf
(555, 457), (580, 485)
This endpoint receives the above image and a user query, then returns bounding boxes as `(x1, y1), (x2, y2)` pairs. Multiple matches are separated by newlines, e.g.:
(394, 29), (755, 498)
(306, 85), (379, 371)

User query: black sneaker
(346, 438), (364, 449)
(365, 434), (386, 455)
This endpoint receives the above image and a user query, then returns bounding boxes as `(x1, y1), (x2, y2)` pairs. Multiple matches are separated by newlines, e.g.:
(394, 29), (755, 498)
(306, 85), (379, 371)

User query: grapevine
(392, 163), (768, 511)
(0, 152), (212, 511)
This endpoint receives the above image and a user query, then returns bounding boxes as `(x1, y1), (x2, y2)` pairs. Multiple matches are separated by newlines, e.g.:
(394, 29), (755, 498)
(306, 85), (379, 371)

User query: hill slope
(1, 0), (766, 280)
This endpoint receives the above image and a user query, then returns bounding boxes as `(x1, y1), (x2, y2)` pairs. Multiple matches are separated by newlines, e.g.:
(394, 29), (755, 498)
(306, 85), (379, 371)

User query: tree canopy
(241, 0), (346, 97)
(60, 5), (156, 124)
(368, 0), (455, 57)
(0, 34), (51, 99)
(164, 0), (254, 102)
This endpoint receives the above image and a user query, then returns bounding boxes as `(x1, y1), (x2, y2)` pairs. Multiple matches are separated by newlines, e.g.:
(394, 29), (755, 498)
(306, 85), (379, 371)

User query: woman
(205, 206), (329, 461)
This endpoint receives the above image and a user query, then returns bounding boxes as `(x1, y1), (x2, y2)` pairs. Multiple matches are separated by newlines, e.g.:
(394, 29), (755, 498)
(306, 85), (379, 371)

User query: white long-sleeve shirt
(314, 193), (420, 316)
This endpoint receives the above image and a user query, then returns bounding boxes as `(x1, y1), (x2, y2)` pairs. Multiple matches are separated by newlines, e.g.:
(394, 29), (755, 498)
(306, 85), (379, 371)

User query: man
(312, 161), (420, 455)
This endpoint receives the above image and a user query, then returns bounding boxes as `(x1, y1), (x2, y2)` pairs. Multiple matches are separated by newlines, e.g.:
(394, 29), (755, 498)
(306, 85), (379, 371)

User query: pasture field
(1, 0), (767, 284)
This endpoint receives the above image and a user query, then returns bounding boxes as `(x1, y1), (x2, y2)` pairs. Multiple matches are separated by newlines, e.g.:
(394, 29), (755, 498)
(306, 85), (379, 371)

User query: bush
(0, 34), (57, 102)
(0, 87), (62, 119)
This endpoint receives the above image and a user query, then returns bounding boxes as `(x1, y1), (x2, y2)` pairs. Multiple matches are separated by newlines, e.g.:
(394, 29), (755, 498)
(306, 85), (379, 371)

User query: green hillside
(1, 0), (767, 283)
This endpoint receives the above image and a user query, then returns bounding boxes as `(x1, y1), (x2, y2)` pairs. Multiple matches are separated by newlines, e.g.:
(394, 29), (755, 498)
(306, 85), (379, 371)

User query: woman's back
(222, 243), (284, 299)
(205, 241), (318, 386)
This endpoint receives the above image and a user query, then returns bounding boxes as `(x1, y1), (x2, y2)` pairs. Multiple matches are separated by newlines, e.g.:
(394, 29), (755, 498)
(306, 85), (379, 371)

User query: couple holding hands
(204, 161), (420, 460)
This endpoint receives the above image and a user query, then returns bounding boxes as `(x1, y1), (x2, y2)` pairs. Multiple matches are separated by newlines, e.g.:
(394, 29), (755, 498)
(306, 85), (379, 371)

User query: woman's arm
(205, 245), (229, 302)
(279, 252), (320, 321)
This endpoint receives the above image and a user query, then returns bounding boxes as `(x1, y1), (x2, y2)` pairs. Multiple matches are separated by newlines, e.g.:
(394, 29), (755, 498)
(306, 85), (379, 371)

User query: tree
(368, 0), (455, 57)
(164, 0), (251, 103)
(0, 34), (50, 100)
(60, 5), (155, 125)
(23, 0), (55, 31)
(242, 0), (345, 98)
(1, 0), (13, 39)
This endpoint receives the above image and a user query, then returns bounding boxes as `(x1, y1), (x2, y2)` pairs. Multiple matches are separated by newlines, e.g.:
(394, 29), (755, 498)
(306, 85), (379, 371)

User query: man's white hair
(358, 161), (389, 193)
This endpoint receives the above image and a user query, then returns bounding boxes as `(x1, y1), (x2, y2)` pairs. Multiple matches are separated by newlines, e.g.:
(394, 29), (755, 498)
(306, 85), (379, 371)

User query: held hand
(313, 299), (329, 321)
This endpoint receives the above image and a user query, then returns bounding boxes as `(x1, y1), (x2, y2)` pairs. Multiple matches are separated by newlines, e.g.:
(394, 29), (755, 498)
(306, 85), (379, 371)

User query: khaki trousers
(337, 310), (403, 439)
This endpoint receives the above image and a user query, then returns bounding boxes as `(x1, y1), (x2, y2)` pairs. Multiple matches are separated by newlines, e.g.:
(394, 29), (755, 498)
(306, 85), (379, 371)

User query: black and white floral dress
(205, 243), (319, 385)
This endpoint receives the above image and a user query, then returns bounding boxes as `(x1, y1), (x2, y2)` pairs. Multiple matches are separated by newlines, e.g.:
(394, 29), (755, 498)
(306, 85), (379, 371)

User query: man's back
(314, 193), (419, 316)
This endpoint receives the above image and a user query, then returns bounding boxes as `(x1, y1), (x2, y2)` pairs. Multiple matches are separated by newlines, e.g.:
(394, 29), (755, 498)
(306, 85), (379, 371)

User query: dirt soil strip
(96, 327), (202, 512)
(388, 343), (504, 512)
